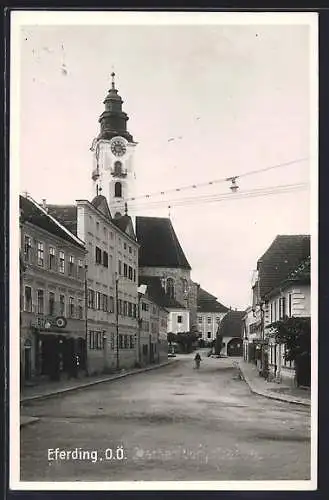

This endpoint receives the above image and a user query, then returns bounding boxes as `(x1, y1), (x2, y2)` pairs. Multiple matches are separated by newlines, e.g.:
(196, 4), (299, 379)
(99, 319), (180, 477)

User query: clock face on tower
(110, 137), (127, 157)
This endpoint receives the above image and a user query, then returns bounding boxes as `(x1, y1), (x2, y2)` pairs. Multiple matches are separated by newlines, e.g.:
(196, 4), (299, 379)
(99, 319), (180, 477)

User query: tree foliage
(269, 316), (311, 362)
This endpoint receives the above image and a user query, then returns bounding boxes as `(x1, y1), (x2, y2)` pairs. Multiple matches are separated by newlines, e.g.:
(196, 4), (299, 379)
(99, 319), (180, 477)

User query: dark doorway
(227, 338), (243, 357)
(296, 353), (311, 387)
(24, 343), (32, 380)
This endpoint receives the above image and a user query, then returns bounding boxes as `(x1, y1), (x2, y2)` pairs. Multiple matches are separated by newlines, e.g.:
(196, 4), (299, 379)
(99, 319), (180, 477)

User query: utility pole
(115, 276), (119, 371)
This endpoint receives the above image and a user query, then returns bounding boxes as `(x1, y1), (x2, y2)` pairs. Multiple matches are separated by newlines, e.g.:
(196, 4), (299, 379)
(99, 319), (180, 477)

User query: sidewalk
(21, 359), (177, 404)
(21, 416), (40, 428)
(236, 360), (311, 407)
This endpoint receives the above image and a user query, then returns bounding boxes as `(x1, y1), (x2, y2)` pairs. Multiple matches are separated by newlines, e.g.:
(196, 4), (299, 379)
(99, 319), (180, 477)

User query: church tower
(91, 73), (137, 219)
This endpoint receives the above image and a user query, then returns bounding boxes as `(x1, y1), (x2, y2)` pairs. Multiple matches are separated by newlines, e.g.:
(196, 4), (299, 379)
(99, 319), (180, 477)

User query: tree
(269, 316), (310, 361)
(167, 332), (177, 346)
(215, 334), (223, 356)
(269, 316), (311, 386)
(176, 331), (198, 353)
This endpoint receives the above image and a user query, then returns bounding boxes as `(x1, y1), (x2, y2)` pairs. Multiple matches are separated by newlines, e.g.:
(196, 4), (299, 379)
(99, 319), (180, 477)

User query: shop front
(31, 315), (86, 382)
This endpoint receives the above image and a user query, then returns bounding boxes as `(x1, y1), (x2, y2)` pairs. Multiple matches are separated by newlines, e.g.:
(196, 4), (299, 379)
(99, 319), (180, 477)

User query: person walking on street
(194, 352), (201, 369)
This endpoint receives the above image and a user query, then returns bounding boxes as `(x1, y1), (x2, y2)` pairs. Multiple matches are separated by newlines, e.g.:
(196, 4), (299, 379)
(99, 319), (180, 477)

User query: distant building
(20, 195), (87, 384)
(216, 310), (245, 357)
(197, 288), (228, 346)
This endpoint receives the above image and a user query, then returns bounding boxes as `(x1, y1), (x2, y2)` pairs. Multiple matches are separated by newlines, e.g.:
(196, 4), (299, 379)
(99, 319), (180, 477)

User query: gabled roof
(286, 255), (310, 282)
(217, 310), (245, 338)
(20, 196), (84, 248)
(91, 195), (112, 219)
(257, 235), (310, 299)
(46, 204), (78, 235)
(112, 215), (136, 241)
(197, 287), (229, 313)
(267, 255), (311, 298)
(198, 288), (217, 302)
(139, 276), (187, 310)
(136, 216), (191, 270)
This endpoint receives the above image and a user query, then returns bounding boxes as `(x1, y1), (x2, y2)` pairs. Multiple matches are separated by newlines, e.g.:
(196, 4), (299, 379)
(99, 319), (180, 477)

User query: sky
(14, 12), (316, 310)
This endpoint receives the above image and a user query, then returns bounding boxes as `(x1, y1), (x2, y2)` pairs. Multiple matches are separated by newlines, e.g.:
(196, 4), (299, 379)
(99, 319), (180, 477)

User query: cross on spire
(111, 71), (116, 89)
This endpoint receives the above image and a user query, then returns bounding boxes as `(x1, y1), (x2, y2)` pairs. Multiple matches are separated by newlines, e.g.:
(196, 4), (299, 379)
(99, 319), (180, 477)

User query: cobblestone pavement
(20, 353), (311, 482)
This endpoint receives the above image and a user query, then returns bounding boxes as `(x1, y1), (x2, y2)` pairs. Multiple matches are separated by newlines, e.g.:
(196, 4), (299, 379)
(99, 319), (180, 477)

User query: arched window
(114, 161), (122, 176)
(166, 278), (175, 299)
(114, 182), (122, 198)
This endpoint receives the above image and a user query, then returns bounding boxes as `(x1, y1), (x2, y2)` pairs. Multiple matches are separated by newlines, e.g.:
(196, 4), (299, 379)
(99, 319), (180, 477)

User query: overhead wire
(125, 182), (309, 212)
(124, 156), (309, 203)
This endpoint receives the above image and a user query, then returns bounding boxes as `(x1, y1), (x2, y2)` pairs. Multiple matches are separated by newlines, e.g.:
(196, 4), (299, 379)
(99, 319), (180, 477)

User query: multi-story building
(266, 256), (311, 386)
(246, 234), (310, 377)
(47, 196), (139, 374)
(196, 288), (228, 346)
(20, 195), (87, 384)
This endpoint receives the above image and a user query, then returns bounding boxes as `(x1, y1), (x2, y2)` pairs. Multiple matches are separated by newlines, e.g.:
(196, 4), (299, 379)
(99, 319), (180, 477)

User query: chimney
(42, 199), (47, 211)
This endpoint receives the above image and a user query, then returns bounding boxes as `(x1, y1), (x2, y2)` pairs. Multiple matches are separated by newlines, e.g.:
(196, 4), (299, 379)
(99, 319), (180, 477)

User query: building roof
(257, 235), (310, 299)
(217, 310), (245, 338)
(20, 196), (84, 248)
(46, 204), (78, 235)
(136, 216), (191, 270)
(112, 215), (130, 232)
(267, 255), (311, 298)
(90, 195), (112, 219)
(198, 288), (217, 302)
(139, 276), (187, 310)
(197, 287), (229, 313)
(48, 199), (136, 242)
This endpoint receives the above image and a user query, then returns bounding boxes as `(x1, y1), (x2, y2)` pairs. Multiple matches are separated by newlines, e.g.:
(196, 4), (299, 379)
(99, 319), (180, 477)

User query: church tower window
(115, 182), (122, 198)
(166, 278), (175, 299)
(114, 161), (123, 176)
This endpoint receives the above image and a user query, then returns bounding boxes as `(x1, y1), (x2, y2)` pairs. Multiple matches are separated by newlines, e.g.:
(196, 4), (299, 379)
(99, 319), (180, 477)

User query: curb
(21, 359), (178, 403)
(237, 366), (311, 407)
(20, 416), (40, 428)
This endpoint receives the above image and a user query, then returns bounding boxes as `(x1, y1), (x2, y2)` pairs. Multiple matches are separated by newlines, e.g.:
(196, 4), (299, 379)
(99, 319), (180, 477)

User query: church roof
(197, 287), (229, 313)
(136, 216), (191, 270)
(20, 196), (84, 248)
(139, 276), (187, 310)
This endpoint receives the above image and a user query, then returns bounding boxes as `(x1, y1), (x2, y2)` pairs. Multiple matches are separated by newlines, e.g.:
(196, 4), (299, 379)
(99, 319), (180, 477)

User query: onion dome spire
(97, 72), (134, 143)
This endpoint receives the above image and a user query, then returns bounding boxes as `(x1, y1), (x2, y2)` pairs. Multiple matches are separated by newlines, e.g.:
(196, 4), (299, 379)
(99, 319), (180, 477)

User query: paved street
(20, 353), (311, 481)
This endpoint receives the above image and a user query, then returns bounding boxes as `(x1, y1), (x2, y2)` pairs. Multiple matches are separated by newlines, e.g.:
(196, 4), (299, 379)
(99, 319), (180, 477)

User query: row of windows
(198, 316), (222, 324)
(89, 216), (136, 256)
(23, 286), (84, 319)
(118, 260), (136, 281)
(269, 344), (293, 369)
(118, 299), (137, 318)
(88, 331), (105, 350)
(87, 289), (114, 313)
(87, 289), (137, 318)
(88, 331), (136, 350)
(270, 295), (292, 323)
(24, 236), (84, 278)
